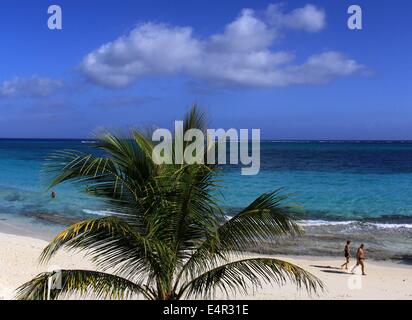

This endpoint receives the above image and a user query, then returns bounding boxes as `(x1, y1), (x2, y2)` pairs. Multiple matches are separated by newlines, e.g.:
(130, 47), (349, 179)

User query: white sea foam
(298, 220), (356, 227)
(82, 209), (116, 216)
(82, 209), (133, 217)
(299, 219), (412, 229)
(82, 210), (412, 230)
(365, 222), (412, 229)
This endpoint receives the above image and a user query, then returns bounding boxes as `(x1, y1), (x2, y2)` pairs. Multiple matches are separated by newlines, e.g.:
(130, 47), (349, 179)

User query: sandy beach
(1, 231), (411, 300)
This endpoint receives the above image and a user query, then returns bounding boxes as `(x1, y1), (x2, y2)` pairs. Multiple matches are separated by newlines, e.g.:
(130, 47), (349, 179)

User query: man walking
(351, 243), (366, 276)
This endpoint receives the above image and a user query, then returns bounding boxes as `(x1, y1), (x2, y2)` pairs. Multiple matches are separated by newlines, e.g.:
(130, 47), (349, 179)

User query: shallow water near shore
(0, 139), (412, 259)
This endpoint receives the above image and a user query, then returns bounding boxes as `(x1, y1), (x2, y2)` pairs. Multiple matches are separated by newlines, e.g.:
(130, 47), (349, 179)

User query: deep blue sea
(1, 139), (411, 258)
(221, 141), (412, 223)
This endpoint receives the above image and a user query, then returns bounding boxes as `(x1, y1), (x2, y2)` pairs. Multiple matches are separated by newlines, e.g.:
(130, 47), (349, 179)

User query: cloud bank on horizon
(80, 4), (364, 88)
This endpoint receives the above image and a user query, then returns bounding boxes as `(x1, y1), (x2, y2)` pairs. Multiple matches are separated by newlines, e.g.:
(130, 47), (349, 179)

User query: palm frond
(217, 190), (302, 249)
(179, 257), (323, 299)
(97, 131), (156, 184)
(180, 190), (302, 279)
(39, 216), (168, 281)
(16, 269), (150, 300)
(183, 104), (207, 133)
(44, 151), (139, 205)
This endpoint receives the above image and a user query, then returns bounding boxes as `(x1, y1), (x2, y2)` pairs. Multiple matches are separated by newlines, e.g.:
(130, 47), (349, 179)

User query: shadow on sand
(310, 265), (350, 275)
(310, 265), (341, 270)
(319, 269), (349, 275)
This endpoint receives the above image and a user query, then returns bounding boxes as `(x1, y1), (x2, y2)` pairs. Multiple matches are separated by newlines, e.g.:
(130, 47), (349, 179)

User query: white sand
(0, 231), (411, 300)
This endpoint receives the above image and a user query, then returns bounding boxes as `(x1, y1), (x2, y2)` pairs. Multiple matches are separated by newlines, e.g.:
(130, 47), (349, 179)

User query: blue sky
(0, 0), (411, 139)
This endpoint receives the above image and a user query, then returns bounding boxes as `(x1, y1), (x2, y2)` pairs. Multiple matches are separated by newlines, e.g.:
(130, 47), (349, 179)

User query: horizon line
(2, 137), (412, 142)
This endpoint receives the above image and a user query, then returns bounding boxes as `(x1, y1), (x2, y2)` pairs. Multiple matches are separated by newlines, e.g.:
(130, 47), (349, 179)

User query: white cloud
(81, 23), (201, 87)
(266, 4), (326, 32)
(208, 9), (276, 53)
(284, 52), (364, 85)
(0, 76), (63, 98)
(80, 4), (363, 88)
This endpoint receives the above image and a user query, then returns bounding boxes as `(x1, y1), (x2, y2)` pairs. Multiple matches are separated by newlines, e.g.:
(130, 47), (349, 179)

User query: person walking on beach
(351, 243), (366, 275)
(341, 240), (351, 270)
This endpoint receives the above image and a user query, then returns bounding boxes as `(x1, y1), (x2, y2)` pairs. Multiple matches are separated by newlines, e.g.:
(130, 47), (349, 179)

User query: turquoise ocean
(1, 139), (411, 259)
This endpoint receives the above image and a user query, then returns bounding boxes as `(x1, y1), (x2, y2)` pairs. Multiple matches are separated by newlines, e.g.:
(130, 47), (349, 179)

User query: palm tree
(16, 105), (323, 300)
